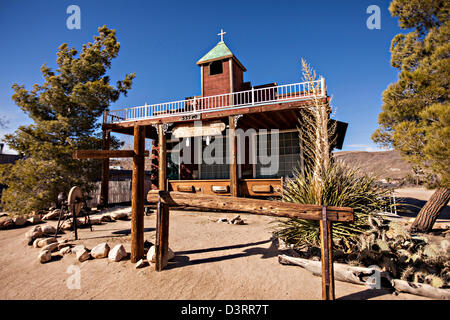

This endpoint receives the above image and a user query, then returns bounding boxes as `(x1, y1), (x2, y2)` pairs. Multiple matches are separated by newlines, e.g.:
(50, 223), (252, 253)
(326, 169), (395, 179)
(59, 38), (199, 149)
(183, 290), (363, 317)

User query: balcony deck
(104, 79), (326, 126)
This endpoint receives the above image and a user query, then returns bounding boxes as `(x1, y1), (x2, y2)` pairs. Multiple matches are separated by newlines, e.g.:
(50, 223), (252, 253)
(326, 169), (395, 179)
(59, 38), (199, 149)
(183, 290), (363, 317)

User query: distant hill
(333, 150), (414, 183)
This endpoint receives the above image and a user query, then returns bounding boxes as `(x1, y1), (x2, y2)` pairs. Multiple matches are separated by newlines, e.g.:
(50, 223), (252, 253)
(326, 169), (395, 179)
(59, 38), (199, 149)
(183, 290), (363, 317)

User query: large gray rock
(111, 212), (128, 220)
(37, 237), (57, 248)
(76, 248), (91, 262)
(25, 225), (43, 241)
(71, 245), (87, 254)
(42, 209), (61, 220)
(108, 244), (127, 262)
(33, 238), (46, 248)
(147, 246), (175, 263)
(100, 214), (114, 223)
(91, 243), (110, 259)
(13, 216), (28, 227)
(59, 246), (71, 255)
(57, 242), (72, 250)
(41, 242), (59, 253)
(0, 216), (15, 230)
(135, 259), (148, 269)
(38, 250), (52, 263)
(41, 224), (57, 235)
(89, 216), (102, 225)
(27, 215), (42, 225)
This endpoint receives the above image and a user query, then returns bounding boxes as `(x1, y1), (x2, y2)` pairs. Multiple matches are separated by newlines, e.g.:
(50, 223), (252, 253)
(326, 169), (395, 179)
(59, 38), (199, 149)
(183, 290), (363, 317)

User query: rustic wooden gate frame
(148, 190), (354, 301)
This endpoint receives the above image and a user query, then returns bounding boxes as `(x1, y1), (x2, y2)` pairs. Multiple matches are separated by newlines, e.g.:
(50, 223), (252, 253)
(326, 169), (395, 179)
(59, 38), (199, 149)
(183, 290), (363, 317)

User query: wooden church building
(99, 30), (347, 204)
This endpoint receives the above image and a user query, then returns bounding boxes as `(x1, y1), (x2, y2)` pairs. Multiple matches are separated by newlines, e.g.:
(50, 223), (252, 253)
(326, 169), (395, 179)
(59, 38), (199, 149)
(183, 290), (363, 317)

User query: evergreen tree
(0, 26), (134, 214)
(372, 0), (449, 232)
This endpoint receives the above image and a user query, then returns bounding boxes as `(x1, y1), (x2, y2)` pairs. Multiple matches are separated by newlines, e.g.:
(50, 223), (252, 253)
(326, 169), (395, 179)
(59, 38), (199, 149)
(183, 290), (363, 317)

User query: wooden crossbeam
(147, 191), (354, 222)
(72, 149), (149, 159)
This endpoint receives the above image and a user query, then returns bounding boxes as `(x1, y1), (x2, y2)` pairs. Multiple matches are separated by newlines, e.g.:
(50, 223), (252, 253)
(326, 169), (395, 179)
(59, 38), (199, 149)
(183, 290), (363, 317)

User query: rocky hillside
(333, 150), (414, 183)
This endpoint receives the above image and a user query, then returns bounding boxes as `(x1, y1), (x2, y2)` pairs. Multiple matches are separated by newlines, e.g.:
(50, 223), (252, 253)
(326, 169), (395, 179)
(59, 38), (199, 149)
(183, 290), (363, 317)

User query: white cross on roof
(218, 29), (226, 42)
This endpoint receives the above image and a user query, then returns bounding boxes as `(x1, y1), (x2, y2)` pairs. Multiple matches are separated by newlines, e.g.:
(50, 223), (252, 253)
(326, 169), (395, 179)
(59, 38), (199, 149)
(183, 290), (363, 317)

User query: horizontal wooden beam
(73, 149), (149, 159)
(147, 191), (354, 223)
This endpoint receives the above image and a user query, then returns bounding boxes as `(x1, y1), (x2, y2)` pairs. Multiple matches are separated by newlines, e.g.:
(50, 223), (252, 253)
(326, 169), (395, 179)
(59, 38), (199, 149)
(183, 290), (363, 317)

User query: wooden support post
(100, 129), (111, 207)
(155, 194), (170, 272)
(229, 116), (238, 197)
(131, 125), (145, 263)
(158, 124), (167, 191)
(320, 206), (335, 300)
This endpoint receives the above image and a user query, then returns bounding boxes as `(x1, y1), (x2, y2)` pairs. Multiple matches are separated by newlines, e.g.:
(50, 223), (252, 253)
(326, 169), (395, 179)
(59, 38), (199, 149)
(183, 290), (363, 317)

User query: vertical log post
(320, 206), (335, 300)
(158, 124), (167, 191)
(229, 116), (238, 197)
(155, 194), (170, 272)
(131, 125), (145, 263)
(100, 129), (111, 207)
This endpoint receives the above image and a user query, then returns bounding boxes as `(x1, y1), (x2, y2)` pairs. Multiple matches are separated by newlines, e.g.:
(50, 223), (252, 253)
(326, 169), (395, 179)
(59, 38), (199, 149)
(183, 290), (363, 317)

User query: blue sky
(0, 0), (403, 153)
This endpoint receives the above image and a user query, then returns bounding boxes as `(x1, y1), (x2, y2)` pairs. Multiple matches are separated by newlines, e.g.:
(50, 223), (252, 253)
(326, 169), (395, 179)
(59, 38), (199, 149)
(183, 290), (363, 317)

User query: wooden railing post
(320, 206), (335, 300)
(131, 125), (145, 263)
(155, 194), (170, 272)
(100, 129), (111, 207)
(229, 116), (238, 197)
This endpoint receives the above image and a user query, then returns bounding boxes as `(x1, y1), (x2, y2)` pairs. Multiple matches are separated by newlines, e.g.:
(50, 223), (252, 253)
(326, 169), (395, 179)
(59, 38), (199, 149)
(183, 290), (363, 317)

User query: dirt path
(0, 208), (426, 300)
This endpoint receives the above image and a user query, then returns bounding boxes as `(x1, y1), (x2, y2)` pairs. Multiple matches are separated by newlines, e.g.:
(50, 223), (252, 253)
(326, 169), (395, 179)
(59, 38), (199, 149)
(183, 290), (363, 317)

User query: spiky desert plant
(276, 162), (391, 247)
(274, 59), (391, 248)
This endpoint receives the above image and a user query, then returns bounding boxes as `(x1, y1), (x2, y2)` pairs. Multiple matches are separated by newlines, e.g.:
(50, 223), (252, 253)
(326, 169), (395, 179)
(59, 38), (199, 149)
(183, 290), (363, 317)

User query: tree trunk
(410, 187), (450, 232)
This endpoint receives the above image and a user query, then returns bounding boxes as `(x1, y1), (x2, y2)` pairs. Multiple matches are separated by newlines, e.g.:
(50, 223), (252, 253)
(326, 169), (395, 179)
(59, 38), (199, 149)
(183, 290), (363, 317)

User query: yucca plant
(274, 59), (391, 250)
(275, 162), (391, 248)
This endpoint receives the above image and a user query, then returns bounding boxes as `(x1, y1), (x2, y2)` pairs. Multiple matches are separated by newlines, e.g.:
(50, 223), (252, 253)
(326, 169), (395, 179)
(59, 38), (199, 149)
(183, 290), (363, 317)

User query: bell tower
(197, 29), (247, 97)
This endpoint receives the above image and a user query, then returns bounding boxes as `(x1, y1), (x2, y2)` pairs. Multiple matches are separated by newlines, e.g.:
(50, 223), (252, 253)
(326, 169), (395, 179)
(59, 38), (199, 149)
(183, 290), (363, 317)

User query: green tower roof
(196, 41), (246, 71)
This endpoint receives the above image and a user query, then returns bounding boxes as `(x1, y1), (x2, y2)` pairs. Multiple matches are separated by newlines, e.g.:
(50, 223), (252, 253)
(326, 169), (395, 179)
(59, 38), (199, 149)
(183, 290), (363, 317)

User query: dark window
(209, 60), (223, 75)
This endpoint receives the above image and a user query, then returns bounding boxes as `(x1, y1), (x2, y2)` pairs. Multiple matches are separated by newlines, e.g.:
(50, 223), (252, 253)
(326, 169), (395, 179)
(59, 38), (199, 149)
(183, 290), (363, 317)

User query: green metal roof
(196, 41), (246, 71)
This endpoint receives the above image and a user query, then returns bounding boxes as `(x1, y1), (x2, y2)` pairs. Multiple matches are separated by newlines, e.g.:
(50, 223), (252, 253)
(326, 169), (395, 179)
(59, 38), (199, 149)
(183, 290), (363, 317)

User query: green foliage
(0, 26), (134, 214)
(372, 0), (450, 188)
(275, 161), (391, 247)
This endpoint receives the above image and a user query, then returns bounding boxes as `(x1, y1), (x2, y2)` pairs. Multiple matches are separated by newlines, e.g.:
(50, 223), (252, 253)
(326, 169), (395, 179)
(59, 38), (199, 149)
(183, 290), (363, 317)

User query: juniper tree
(372, 0), (449, 232)
(0, 26), (135, 214)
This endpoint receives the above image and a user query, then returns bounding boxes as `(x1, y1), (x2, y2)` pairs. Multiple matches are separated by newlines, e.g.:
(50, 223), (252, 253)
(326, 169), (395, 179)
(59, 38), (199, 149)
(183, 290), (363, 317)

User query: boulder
(37, 237), (57, 248)
(25, 225), (43, 241)
(91, 243), (110, 259)
(38, 250), (52, 263)
(42, 209), (61, 220)
(61, 218), (82, 230)
(88, 216), (102, 225)
(135, 259), (148, 269)
(57, 242), (72, 250)
(76, 249), (91, 262)
(41, 242), (59, 253)
(0, 216), (15, 230)
(33, 238), (46, 248)
(71, 245), (87, 254)
(111, 212), (128, 220)
(147, 246), (175, 263)
(59, 246), (71, 255)
(27, 216), (42, 225)
(100, 214), (114, 223)
(13, 216), (28, 227)
(108, 244), (127, 262)
(41, 225), (56, 235)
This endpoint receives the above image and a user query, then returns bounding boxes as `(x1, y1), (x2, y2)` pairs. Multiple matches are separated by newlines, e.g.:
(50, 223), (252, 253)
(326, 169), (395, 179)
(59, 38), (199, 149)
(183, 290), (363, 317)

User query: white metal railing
(104, 78), (326, 124)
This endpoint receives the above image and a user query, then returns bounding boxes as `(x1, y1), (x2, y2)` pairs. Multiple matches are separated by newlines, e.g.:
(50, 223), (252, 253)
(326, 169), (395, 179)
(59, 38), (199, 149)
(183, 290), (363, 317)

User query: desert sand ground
(2, 188), (442, 300)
